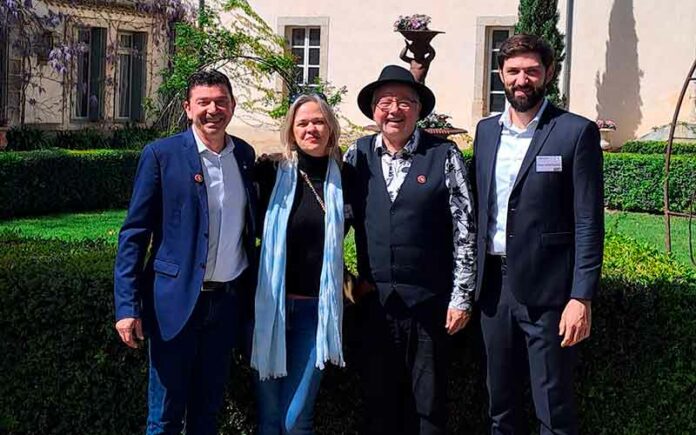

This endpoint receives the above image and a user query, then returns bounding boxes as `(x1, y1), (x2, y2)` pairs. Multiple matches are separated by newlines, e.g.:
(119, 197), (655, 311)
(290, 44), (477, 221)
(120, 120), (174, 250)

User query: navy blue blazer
(114, 128), (257, 341)
(473, 104), (604, 307)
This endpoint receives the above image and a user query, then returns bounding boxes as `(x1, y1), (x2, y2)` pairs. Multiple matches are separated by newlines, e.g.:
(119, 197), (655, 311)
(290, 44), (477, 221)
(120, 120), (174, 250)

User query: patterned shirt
(344, 129), (476, 311)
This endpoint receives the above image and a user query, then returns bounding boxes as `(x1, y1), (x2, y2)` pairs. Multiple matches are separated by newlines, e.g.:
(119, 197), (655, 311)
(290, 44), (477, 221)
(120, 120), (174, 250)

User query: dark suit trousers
(146, 289), (240, 435)
(356, 291), (450, 435)
(479, 256), (578, 435)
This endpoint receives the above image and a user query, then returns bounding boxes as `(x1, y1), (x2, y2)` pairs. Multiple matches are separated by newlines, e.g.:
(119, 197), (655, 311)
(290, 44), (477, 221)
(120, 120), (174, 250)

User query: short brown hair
(497, 34), (555, 70)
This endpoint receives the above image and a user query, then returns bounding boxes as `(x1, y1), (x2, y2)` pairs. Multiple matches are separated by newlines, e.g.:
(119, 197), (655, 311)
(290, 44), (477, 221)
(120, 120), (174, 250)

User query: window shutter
(88, 27), (106, 122)
(0, 27), (7, 125)
(130, 32), (146, 122)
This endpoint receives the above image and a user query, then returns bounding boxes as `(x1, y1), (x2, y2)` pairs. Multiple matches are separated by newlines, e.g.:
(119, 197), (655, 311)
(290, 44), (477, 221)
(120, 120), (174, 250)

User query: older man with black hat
(344, 65), (476, 434)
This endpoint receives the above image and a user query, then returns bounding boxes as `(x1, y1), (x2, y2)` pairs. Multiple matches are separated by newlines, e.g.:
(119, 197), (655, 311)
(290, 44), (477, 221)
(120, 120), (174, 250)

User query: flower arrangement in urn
(417, 112), (454, 129)
(596, 119), (617, 130)
(596, 119), (619, 151)
(393, 14), (432, 31)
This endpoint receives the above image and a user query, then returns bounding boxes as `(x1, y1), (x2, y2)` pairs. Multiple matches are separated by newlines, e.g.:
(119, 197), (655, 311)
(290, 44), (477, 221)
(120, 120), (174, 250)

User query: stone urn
(362, 125), (467, 141)
(599, 128), (619, 151)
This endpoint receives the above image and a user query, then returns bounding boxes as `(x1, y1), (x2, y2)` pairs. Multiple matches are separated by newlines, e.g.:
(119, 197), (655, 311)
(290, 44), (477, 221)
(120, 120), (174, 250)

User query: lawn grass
(0, 209), (126, 243)
(1, 208), (694, 268)
(605, 210), (694, 267)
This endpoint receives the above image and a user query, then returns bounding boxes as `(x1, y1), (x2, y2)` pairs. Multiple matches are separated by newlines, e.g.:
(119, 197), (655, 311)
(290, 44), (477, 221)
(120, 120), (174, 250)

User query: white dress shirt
(488, 99), (548, 255)
(193, 129), (248, 282)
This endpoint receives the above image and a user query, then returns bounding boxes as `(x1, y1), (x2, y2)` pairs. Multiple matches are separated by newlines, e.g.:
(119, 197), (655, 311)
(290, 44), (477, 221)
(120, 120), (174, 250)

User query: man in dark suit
(113, 70), (256, 435)
(473, 34), (604, 434)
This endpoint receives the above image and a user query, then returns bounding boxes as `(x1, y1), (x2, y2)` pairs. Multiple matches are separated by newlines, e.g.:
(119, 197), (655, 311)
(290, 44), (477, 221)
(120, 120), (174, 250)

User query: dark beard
(504, 84), (546, 113)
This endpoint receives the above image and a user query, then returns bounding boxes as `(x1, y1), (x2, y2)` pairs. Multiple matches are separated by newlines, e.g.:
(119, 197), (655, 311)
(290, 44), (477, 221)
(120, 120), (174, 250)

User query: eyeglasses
(375, 97), (418, 112)
(289, 91), (328, 105)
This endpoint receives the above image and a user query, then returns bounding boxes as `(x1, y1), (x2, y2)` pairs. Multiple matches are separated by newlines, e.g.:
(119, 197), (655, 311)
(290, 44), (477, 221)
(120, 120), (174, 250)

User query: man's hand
(115, 317), (144, 349)
(445, 308), (471, 335)
(559, 299), (592, 347)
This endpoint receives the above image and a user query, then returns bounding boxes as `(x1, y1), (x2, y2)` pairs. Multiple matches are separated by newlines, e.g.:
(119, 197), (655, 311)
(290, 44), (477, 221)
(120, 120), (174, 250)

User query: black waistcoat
(352, 131), (454, 307)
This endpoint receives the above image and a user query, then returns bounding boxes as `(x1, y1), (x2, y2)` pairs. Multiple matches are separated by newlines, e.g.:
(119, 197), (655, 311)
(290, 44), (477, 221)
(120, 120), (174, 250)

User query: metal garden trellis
(664, 57), (696, 266)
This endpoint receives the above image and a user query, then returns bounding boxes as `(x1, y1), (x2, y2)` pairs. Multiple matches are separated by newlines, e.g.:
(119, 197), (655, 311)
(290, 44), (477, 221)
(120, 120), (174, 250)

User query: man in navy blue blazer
(473, 35), (603, 434)
(114, 70), (257, 435)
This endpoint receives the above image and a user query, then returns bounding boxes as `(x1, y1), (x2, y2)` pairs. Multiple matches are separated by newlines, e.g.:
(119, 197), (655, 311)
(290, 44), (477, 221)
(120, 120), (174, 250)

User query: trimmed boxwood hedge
(603, 153), (696, 214)
(1, 148), (694, 219)
(0, 149), (140, 219)
(1, 232), (694, 434)
(4, 125), (160, 152)
(622, 140), (696, 155)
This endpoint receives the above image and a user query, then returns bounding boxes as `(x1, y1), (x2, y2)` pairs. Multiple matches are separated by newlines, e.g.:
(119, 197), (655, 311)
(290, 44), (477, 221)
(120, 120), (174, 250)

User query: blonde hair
(281, 94), (342, 165)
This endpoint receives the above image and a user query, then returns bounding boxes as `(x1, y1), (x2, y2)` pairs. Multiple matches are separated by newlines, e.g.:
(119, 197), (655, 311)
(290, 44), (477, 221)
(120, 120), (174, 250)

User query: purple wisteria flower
(48, 43), (84, 75)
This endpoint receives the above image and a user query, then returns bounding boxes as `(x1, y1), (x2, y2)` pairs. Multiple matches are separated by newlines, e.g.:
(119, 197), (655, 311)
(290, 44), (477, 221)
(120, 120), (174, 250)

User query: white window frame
(278, 17), (329, 91)
(471, 16), (516, 122)
(487, 27), (513, 115)
(289, 26), (321, 86)
(72, 28), (91, 120)
(114, 31), (134, 120)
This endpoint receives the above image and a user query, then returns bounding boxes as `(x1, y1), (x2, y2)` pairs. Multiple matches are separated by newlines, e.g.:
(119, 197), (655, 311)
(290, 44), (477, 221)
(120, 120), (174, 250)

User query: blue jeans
(256, 298), (324, 435)
(146, 290), (239, 435)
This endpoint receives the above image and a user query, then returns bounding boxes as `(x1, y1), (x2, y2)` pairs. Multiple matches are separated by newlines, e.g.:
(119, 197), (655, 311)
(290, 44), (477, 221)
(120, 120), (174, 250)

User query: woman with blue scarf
(252, 94), (353, 435)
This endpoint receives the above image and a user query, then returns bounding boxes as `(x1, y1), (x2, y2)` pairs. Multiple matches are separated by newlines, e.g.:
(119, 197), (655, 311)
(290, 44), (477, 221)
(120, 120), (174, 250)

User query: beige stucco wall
(17, 1), (169, 128)
(226, 0), (696, 150)
(568, 0), (696, 144)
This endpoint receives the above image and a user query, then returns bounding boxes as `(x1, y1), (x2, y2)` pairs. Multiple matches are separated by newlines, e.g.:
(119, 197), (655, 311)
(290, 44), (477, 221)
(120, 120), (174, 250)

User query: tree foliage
(515, 0), (566, 106)
(155, 0), (346, 134)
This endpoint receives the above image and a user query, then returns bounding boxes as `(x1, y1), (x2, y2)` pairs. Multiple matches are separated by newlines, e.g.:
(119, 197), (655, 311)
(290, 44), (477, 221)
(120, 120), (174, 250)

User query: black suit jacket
(473, 103), (604, 307)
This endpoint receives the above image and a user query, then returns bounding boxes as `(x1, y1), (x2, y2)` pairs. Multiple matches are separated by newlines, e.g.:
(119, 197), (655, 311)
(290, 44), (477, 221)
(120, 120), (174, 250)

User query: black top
(256, 149), (354, 297)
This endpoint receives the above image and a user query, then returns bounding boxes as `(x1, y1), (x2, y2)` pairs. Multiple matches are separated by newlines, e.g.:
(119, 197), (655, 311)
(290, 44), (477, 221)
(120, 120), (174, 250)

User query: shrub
(1, 232), (694, 434)
(111, 125), (161, 150)
(5, 126), (52, 151)
(0, 149), (140, 219)
(603, 153), (696, 214)
(53, 128), (111, 150)
(622, 140), (696, 155)
(4, 126), (161, 152)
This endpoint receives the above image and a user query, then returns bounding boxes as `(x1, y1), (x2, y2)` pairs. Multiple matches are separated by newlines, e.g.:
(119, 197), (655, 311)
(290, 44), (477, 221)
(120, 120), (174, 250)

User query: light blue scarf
(251, 158), (345, 380)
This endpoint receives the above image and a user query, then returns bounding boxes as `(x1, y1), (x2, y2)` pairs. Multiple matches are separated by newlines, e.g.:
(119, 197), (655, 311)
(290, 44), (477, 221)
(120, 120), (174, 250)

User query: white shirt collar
(192, 127), (235, 156)
(375, 128), (420, 157)
(498, 98), (549, 132)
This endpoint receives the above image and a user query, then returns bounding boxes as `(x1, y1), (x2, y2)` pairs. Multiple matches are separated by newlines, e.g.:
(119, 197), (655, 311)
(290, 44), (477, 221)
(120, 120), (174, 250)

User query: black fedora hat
(357, 65), (436, 120)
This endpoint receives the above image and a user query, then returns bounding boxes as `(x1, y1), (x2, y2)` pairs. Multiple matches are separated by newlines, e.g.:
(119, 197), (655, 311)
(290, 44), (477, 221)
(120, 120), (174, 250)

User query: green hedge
(1, 232), (694, 434)
(0, 149), (140, 219)
(4, 125), (160, 151)
(0, 147), (693, 219)
(604, 153), (696, 214)
(622, 140), (696, 155)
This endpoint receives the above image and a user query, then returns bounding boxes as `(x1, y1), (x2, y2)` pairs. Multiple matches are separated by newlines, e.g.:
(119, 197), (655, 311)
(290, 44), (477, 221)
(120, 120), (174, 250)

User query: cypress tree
(515, 0), (566, 106)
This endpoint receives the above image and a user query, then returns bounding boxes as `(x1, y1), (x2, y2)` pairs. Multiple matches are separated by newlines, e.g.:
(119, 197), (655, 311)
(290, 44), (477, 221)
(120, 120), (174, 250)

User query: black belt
(201, 276), (242, 293)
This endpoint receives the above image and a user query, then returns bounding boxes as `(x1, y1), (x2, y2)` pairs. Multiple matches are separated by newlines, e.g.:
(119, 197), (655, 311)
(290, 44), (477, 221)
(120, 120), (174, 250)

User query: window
(73, 27), (106, 121)
(289, 27), (321, 86)
(74, 29), (91, 119)
(34, 31), (54, 63)
(115, 33), (133, 119)
(487, 28), (512, 114)
(0, 27), (7, 126)
(114, 31), (146, 122)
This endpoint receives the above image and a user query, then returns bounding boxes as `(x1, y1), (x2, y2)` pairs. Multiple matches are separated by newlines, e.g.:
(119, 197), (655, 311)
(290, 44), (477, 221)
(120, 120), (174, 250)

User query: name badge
(344, 204), (354, 219)
(536, 155), (562, 172)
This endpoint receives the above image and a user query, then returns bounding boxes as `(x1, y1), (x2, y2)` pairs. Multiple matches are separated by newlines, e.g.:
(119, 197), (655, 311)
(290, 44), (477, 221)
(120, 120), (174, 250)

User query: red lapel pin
(194, 173), (204, 184)
(417, 175), (427, 184)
